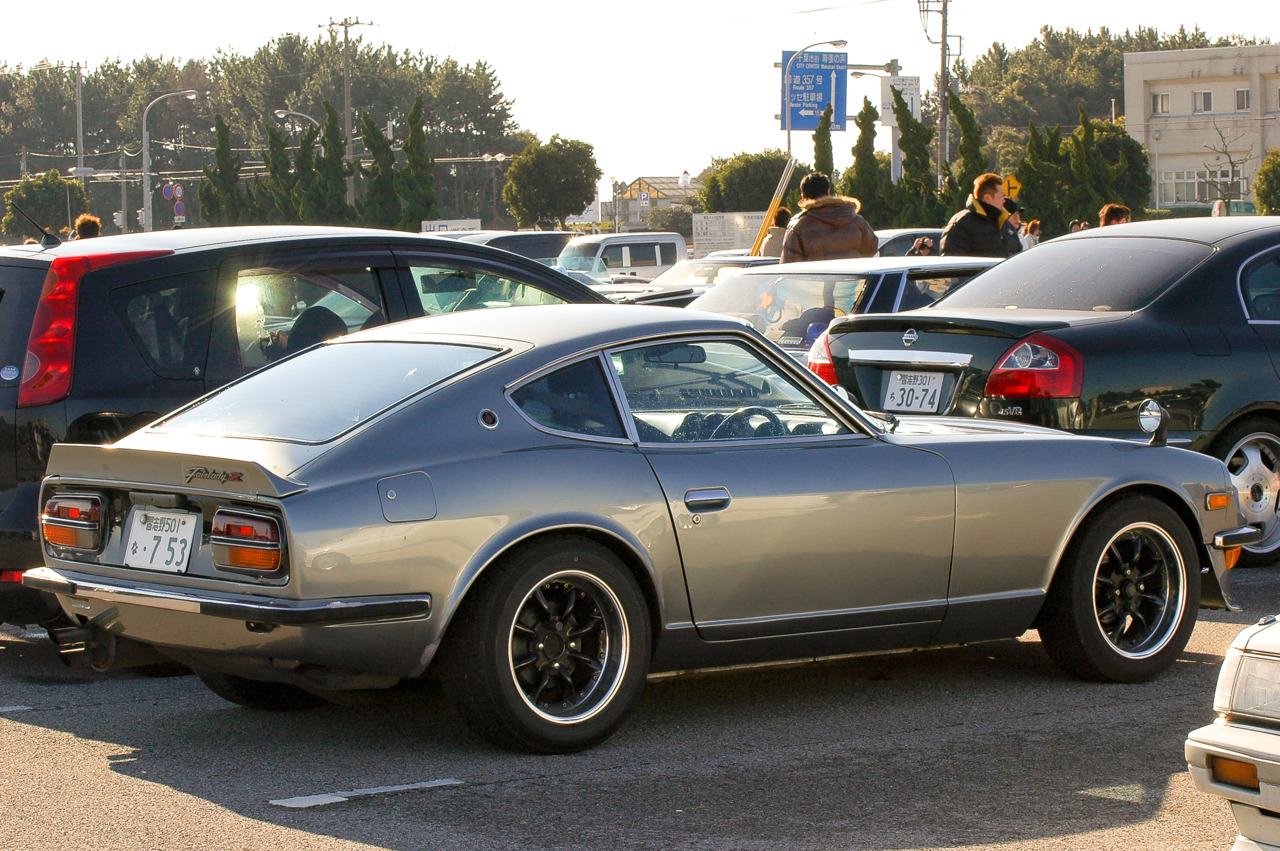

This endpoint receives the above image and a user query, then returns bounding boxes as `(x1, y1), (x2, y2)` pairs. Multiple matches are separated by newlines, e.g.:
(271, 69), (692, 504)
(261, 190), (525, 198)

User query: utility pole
(326, 17), (371, 206)
(918, 0), (956, 190)
(75, 64), (85, 187)
(119, 148), (128, 234)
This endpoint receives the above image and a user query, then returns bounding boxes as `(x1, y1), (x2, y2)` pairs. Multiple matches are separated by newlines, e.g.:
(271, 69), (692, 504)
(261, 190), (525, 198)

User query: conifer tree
(301, 102), (352, 225)
(396, 95), (438, 231)
(812, 103), (834, 179)
(359, 114), (401, 229)
(199, 115), (242, 225)
(840, 97), (891, 226)
(889, 87), (944, 226)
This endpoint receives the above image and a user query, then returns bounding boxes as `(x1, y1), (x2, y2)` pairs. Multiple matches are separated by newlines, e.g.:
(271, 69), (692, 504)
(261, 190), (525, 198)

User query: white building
(1124, 44), (1280, 208)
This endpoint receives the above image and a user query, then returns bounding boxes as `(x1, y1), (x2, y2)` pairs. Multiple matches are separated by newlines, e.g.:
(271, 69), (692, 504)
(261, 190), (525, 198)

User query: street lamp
(273, 108), (322, 129)
(142, 89), (197, 231)
(784, 39), (846, 157)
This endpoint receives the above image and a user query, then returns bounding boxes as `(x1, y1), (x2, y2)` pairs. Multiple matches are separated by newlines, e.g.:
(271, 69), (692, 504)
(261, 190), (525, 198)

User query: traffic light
(112, 211), (124, 228)
(135, 209), (145, 227)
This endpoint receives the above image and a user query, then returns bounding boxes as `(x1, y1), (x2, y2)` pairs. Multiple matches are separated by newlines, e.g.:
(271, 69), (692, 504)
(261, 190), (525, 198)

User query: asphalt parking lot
(0, 566), (1275, 851)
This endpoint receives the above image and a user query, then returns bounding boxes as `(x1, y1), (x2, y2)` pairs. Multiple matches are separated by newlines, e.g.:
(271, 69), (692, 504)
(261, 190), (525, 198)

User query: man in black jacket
(940, 173), (1010, 257)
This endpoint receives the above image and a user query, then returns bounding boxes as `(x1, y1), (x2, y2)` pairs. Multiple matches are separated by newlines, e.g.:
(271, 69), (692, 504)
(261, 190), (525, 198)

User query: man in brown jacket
(780, 172), (877, 263)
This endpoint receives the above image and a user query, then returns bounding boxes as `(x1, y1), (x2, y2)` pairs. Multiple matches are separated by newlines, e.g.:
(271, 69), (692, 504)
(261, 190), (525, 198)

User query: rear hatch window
(690, 271), (875, 347)
(154, 340), (499, 443)
(938, 237), (1213, 312)
(0, 264), (48, 384)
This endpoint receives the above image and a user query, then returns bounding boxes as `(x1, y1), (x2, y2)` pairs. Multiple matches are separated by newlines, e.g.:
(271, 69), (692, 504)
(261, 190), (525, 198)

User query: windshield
(554, 253), (611, 284)
(155, 341), (498, 443)
(690, 271), (874, 347)
(938, 237), (1213, 311)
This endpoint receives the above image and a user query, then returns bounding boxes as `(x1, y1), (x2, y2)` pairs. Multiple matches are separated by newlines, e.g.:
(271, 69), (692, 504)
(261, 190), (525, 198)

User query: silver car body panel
(28, 305), (1248, 686)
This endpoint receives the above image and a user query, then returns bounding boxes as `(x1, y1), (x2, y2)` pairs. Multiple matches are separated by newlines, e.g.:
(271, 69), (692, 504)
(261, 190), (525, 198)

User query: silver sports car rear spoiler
(44, 444), (306, 499)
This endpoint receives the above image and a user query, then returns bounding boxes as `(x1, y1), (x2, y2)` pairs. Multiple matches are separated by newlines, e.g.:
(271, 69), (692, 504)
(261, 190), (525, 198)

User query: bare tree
(1202, 119), (1255, 202)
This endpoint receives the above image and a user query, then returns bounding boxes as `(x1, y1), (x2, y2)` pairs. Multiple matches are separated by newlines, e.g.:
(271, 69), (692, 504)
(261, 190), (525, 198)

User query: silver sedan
(27, 304), (1257, 752)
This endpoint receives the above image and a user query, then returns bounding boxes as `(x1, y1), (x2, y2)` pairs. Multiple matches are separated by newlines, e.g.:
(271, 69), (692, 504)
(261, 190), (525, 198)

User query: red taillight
(0, 570), (23, 583)
(984, 333), (1083, 399)
(806, 329), (839, 385)
(41, 494), (104, 552)
(212, 509), (282, 573)
(19, 250), (172, 408)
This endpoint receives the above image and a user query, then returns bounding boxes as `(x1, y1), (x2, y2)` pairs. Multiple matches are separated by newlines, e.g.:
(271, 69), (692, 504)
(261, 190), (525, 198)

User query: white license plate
(883, 370), (944, 413)
(124, 509), (200, 573)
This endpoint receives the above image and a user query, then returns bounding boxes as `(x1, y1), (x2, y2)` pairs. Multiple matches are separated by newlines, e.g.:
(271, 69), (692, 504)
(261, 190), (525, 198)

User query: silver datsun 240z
(26, 304), (1258, 752)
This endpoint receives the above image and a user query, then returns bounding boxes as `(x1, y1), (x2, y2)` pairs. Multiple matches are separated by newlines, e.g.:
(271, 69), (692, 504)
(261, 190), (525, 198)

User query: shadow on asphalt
(1, 565), (1273, 849)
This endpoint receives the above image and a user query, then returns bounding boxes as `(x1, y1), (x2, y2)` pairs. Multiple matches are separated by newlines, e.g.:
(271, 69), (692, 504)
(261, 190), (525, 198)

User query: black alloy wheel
(1039, 496), (1198, 682)
(442, 536), (651, 753)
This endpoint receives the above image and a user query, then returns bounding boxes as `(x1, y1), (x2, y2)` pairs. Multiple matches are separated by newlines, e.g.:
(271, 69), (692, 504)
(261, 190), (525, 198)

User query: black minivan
(0, 224), (608, 625)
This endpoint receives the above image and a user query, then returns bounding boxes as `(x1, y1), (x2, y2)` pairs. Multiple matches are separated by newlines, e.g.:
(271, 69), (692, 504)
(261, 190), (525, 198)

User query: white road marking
(0, 705), (34, 713)
(270, 778), (464, 808)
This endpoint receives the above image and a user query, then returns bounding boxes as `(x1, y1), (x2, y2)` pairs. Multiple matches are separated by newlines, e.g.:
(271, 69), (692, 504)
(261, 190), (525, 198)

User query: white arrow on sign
(799, 109), (817, 117)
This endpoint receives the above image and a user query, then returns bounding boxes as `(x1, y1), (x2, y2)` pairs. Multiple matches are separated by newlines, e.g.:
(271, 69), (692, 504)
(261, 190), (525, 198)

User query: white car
(1186, 615), (1280, 850)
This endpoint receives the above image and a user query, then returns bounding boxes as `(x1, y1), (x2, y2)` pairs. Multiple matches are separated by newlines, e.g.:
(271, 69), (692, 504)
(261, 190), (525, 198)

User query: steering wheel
(708, 406), (786, 440)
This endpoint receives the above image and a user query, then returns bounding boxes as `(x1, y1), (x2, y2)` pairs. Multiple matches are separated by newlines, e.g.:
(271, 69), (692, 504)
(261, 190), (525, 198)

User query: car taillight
(19, 250), (172, 408)
(212, 509), (282, 573)
(806, 330), (838, 385)
(984, 333), (1083, 399)
(41, 493), (105, 552)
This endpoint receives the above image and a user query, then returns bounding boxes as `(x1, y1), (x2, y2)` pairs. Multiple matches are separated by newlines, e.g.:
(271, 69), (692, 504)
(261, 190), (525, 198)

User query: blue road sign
(780, 51), (847, 132)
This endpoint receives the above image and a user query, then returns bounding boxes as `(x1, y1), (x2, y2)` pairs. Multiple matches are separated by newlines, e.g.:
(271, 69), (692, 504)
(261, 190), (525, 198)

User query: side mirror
(1138, 398), (1170, 447)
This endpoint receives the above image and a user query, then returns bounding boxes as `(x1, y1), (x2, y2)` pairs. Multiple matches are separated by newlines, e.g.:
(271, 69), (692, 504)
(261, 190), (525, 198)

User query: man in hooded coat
(780, 172), (877, 263)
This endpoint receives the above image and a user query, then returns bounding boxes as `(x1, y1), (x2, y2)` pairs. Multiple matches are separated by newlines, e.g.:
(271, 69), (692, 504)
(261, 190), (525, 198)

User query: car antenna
(6, 201), (62, 248)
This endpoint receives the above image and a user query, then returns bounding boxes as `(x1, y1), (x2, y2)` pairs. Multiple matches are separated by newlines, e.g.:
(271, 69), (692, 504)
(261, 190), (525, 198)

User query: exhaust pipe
(49, 607), (167, 671)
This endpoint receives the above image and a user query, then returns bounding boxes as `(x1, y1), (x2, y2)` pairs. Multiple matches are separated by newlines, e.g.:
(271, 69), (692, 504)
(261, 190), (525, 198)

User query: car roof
(447, 230), (573, 244)
(727, 255), (1001, 275)
(350, 303), (751, 351)
(875, 227), (942, 238)
(565, 232), (685, 246)
(1049, 216), (1280, 245)
(0, 225), (476, 262)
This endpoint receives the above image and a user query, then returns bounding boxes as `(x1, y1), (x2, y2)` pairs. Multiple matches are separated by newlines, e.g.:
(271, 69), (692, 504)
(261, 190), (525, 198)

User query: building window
(1194, 91), (1213, 113)
(1159, 169), (1248, 205)
(1237, 88), (1250, 111)
(1151, 93), (1170, 115)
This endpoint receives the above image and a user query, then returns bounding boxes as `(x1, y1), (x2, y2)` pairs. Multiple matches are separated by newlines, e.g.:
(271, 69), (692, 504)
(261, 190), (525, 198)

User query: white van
(557, 232), (688, 280)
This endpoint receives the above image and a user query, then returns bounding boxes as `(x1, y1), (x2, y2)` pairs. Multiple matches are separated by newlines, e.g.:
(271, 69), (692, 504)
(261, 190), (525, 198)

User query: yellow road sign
(1003, 175), (1022, 199)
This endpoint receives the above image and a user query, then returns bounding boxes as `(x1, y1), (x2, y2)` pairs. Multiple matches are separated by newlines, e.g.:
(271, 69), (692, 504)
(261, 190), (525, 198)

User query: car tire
(1211, 417), (1280, 566)
(195, 669), (328, 711)
(441, 536), (651, 754)
(1038, 496), (1199, 683)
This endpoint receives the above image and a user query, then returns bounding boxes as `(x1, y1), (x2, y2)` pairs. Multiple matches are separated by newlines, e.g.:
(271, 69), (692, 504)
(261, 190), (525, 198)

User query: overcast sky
(14, 1), (1271, 193)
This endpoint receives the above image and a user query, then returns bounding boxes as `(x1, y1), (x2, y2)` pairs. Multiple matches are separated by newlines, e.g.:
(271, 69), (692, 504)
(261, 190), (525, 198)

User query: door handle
(684, 487), (731, 511)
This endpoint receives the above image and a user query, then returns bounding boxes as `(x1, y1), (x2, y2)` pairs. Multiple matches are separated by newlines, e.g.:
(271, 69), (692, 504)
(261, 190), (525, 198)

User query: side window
(1243, 256), (1280, 320)
(409, 264), (569, 316)
(628, 243), (658, 268)
(601, 245), (624, 268)
(660, 242), (678, 265)
(865, 274), (902, 313)
(511, 357), (625, 438)
(898, 273), (973, 311)
(234, 266), (383, 373)
(878, 234), (914, 256)
(113, 277), (213, 380)
(611, 339), (850, 443)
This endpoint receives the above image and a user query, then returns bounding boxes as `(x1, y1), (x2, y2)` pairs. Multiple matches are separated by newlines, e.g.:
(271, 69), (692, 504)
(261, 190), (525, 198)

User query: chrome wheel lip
(1225, 431), (1280, 554)
(1091, 522), (1186, 660)
(507, 569), (629, 726)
